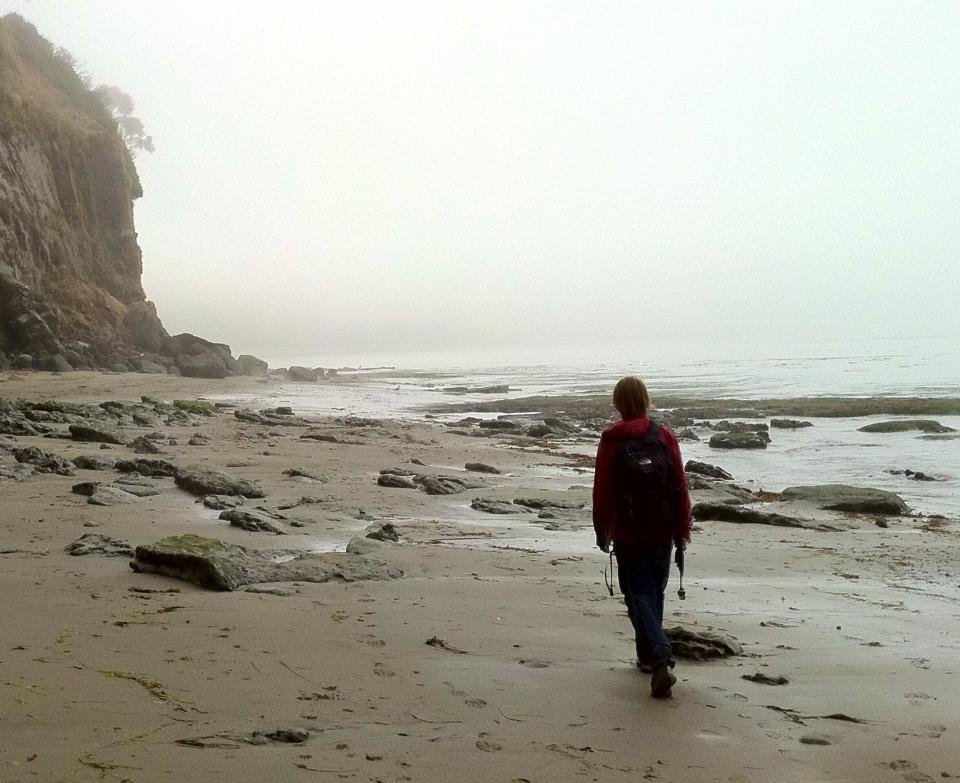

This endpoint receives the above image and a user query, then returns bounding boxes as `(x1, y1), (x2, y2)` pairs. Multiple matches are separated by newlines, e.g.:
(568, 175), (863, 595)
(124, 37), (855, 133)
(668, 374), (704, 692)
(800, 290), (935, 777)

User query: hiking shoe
(650, 666), (677, 699)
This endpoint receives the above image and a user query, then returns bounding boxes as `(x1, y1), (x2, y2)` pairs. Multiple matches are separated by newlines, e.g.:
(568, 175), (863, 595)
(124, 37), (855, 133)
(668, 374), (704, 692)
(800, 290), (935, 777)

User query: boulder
(513, 497), (584, 510)
(129, 534), (403, 591)
(525, 424), (553, 438)
(709, 432), (768, 449)
(780, 484), (908, 515)
(237, 354), (269, 377)
(168, 333), (238, 378)
(413, 475), (473, 495)
(174, 464), (266, 498)
(365, 522), (399, 542)
(858, 419), (955, 434)
(287, 366), (319, 382)
(685, 460), (733, 480)
(203, 495), (243, 510)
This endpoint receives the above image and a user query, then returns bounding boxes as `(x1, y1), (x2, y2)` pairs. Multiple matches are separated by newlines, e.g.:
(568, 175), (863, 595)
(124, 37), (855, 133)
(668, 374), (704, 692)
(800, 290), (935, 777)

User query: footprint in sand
(373, 663), (396, 677)
(354, 633), (386, 647)
(883, 760), (936, 783)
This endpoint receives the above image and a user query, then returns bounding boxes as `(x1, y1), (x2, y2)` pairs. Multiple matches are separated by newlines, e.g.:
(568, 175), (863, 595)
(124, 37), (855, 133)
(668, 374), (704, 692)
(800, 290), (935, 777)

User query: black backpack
(613, 422), (677, 532)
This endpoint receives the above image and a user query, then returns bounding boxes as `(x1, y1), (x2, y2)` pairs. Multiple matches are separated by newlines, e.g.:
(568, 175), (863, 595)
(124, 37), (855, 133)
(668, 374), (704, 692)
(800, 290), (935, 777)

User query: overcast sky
(3, 1), (960, 358)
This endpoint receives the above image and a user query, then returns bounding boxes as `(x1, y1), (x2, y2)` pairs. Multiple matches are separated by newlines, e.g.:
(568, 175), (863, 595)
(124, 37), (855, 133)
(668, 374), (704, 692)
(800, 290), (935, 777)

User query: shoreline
(2, 371), (959, 782)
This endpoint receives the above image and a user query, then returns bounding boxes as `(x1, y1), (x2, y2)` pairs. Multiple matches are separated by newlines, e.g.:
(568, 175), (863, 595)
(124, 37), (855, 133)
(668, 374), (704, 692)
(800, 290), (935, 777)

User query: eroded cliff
(0, 14), (241, 377)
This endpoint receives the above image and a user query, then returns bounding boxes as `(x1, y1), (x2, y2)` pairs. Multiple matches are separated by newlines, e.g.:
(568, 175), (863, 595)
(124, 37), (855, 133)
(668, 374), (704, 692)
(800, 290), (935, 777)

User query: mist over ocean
(215, 334), (960, 519)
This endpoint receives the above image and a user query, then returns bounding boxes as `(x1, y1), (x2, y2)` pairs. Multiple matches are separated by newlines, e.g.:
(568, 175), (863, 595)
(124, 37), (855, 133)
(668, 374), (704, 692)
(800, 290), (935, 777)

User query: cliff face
(0, 14), (239, 377)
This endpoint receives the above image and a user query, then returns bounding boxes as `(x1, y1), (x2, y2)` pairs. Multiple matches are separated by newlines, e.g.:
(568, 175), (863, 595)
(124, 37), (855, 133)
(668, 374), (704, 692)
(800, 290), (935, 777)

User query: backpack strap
(647, 421), (661, 440)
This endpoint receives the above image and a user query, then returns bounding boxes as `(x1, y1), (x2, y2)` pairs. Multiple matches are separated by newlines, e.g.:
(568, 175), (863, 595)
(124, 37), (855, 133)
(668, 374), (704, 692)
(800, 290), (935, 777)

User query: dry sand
(1, 372), (958, 783)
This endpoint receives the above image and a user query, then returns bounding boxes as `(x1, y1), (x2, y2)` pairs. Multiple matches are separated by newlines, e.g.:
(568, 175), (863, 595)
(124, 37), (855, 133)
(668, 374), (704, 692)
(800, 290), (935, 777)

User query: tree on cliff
(94, 84), (154, 155)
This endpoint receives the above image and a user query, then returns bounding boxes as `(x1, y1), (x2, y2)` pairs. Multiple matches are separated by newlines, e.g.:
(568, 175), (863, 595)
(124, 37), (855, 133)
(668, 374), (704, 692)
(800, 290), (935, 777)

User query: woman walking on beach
(593, 376), (691, 698)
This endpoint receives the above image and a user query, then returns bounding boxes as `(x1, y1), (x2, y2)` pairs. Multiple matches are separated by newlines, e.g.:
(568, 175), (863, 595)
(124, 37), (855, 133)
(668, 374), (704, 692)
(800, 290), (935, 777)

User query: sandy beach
(1, 371), (958, 783)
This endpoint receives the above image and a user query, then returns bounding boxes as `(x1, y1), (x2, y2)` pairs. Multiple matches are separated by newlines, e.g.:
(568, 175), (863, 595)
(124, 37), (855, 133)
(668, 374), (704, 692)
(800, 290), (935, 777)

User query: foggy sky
(3, 0), (960, 358)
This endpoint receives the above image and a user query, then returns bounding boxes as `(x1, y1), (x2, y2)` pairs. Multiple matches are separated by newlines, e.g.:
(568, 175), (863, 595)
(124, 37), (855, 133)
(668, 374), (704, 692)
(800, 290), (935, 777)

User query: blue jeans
(615, 544), (673, 669)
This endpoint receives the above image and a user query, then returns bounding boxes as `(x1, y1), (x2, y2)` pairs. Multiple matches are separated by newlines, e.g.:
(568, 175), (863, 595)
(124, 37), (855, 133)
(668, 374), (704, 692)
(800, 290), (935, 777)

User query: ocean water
(221, 334), (960, 518)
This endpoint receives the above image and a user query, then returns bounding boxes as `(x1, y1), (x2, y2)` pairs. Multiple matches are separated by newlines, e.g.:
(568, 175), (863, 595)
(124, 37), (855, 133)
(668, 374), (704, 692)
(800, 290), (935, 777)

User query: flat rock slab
(66, 533), (135, 557)
(858, 419), (955, 434)
(69, 423), (127, 445)
(709, 432), (768, 449)
(219, 509), (286, 535)
(72, 455), (117, 471)
(685, 460), (733, 480)
(770, 418), (813, 429)
(693, 502), (812, 528)
(471, 498), (526, 514)
(116, 458), (178, 478)
(780, 484), (907, 515)
(174, 464), (266, 498)
(89, 485), (144, 506)
(130, 534), (403, 591)
(465, 462), (500, 474)
(666, 626), (742, 660)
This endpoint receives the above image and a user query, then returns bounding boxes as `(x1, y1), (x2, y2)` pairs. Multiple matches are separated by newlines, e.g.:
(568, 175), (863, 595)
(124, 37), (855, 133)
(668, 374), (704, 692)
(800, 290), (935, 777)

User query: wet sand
(1, 372), (958, 783)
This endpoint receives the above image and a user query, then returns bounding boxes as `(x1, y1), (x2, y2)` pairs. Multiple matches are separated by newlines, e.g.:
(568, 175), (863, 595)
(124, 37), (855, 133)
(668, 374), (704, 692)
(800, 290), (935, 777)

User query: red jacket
(592, 416), (691, 551)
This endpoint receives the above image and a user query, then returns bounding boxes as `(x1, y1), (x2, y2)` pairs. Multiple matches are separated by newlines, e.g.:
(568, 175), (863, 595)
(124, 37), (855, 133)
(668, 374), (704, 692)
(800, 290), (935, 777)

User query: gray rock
(513, 497), (584, 510)
(770, 418), (814, 429)
(709, 431), (768, 449)
(0, 462), (34, 481)
(378, 473), (417, 489)
(68, 422), (127, 445)
(665, 626), (742, 659)
(365, 522), (399, 542)
(799, 734), (834, 746)
(525, 424), (553, 438)
(346, 536), (386, 555)
(780, 484), (908, 515)
(115, 458), (178, 477)
(414, 475), (470, 495)
(112, 478), (161, 496)
(203, 494), (243, 510)
(174, 464), (266, 498)
(237, 354), (269, 377)
(188, 433), (210, 446)
(283, 467), (327, 482)
(287, 365), (319, 382)
(129, 534), (403, 590)
(14, 446), (74, 475)
(471, 498), (524, 514)
(692, 503), (807, 528)
(464, 462), (501, 474)
(685, 460), (733, 480)
(220, 509), (286, 534)
(65, 533), (134, 557)
(858, 419), (955, 434)
(88, 485), (143, 506)
(131, 435), (163, 454)
(72, 454), (117, 471)
(478, 419), (517, 430)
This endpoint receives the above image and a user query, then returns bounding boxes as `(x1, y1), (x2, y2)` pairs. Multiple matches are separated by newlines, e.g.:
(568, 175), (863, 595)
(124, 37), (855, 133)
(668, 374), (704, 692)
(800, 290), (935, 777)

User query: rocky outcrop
(780, 484), (908, 515)
(0, 15), (247, 373)
(129, 534), (403, 591)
